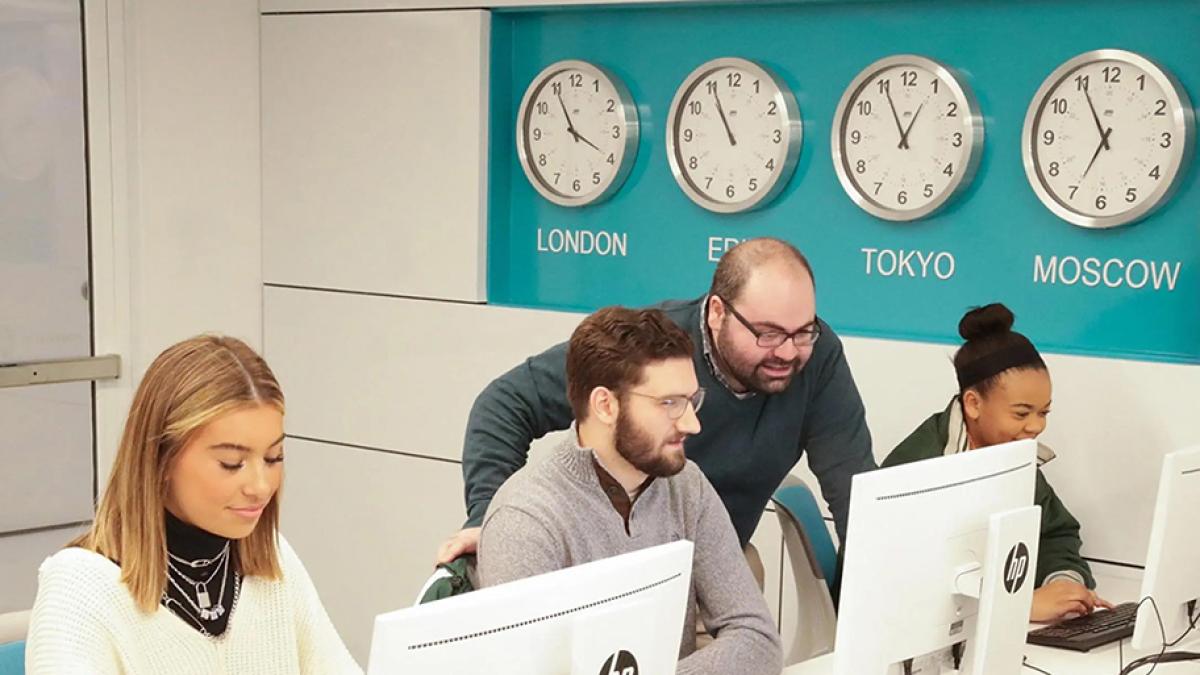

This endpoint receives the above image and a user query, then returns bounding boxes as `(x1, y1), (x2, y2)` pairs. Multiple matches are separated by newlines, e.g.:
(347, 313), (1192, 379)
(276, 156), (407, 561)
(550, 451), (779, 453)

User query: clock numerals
(832, 55), (982, 221)
(1023, 50), (1193, 229)
(666, 58), (801, 213)
(517, 61), (639, 207)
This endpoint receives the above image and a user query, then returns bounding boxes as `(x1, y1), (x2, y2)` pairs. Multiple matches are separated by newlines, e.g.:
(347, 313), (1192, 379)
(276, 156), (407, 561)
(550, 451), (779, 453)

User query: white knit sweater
(25, 536), (362, 675)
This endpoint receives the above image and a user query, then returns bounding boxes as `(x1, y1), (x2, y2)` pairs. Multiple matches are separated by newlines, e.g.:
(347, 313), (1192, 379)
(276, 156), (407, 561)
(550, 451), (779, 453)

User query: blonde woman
(26, 335), (361, 674)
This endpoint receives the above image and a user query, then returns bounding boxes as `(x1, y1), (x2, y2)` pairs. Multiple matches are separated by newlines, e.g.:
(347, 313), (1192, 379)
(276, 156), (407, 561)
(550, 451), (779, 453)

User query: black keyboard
(1026, 601), (1139, 652)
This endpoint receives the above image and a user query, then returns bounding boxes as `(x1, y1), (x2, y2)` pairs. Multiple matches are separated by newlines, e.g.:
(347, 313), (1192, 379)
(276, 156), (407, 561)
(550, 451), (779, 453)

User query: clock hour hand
(712, 88), (737, 147)
(899, 101), (925, 150)
(884, 87), (908, 149)
(573, 129), (604, 153)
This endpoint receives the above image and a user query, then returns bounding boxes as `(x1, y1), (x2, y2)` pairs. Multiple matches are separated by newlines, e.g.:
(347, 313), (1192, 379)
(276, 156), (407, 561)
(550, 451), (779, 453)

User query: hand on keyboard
(1027, 601), (1139, 652)
(1031, 578), (1114, 623)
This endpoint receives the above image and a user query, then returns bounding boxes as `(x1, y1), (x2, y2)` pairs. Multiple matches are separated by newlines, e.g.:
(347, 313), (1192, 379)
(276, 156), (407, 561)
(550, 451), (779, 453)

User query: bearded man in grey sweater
(478, 306), (783, 675)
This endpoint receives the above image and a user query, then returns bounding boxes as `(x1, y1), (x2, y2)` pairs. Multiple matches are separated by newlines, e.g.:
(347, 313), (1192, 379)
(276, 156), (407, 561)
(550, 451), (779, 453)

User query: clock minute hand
(556, 92), (579, 142)
(884, 87), (908, 149)
(1083, 87), (1111, 151)
(1081, 126), (1113, 180)
(713, 88), (737, 147)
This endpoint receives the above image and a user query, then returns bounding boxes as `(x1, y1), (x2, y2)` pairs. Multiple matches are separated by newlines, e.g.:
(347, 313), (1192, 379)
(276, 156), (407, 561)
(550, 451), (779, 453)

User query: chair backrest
(771, 476), (838, 666)
(772, 478), (839, 592)
(413, 556), (476, 606)
(0, 640), (24, 675)
(0, 610), (28, 675)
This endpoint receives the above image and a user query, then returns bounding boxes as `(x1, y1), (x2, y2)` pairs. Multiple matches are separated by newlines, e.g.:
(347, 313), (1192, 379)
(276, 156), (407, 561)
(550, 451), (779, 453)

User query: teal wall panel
(487, 0), (1200, 363)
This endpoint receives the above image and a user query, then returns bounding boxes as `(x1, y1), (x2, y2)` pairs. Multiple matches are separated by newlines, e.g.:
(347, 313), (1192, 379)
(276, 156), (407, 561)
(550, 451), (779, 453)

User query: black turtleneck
(162, 510), (239, 637)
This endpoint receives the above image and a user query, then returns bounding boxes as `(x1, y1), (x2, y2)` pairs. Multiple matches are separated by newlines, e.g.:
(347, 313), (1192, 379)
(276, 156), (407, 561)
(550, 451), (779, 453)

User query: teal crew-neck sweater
(461, 295), (876, 546)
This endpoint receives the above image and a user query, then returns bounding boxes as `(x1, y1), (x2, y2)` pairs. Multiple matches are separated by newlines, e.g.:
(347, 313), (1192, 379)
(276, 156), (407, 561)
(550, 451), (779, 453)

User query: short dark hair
(566, 306), (695, 421)
(709, 237), (815, 303)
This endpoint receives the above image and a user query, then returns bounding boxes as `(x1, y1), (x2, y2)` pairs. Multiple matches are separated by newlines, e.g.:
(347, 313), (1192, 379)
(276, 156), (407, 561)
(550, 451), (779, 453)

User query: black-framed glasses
(717, 295), (821, 349)
(625, 388), (706, 419)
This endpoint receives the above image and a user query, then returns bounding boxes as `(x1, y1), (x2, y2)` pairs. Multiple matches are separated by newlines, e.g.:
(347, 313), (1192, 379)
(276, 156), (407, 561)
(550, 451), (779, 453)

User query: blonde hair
(73, 335), (285, 612)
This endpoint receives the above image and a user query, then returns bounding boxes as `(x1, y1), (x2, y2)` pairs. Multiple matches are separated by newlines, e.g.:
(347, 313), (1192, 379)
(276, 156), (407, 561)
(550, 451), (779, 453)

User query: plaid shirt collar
(699, 294), (755, 401)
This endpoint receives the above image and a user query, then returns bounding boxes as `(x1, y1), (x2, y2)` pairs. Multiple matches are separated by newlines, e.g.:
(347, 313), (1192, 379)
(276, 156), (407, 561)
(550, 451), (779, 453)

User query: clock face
(666, 57), (801, 213)
(831, 55), (983, 221)
(516, 60), (639, 207)
(1023, 49), (1194, 229)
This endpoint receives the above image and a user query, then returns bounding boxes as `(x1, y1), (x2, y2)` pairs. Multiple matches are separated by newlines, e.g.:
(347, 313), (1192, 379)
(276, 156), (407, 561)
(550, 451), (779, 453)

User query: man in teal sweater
(439, 237), (875, 563)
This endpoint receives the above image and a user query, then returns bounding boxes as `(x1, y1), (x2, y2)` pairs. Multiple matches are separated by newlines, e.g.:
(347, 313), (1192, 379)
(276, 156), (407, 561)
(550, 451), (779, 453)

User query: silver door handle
(0, 354), (121, 388)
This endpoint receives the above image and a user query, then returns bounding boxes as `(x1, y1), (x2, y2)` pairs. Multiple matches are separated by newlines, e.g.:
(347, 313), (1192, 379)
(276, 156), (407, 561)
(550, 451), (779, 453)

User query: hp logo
(598, 650), (639, 675)
(1003, 542), (1030, 594)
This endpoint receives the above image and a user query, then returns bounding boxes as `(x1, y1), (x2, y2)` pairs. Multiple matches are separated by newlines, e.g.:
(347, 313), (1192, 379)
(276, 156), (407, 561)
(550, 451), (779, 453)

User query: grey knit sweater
(478, 431), (783, 675)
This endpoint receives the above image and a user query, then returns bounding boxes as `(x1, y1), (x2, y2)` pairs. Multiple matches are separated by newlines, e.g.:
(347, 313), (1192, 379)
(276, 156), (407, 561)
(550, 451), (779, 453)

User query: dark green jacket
(461, 295), (876, 547)
(883, 401), (1095, 589)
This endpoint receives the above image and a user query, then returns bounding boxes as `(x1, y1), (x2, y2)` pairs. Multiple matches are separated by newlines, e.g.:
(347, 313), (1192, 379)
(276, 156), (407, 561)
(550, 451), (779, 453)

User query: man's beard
(614, 412), (687, 477)
(714, 324), (803, 394)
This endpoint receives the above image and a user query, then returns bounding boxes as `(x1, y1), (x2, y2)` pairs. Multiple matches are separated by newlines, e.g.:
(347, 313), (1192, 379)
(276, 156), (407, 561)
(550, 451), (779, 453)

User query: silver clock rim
(830, 54), (984, 223)
(1021, 48), (1195, 230)
(516, 59), (640, 208)
(665, 57), (802, 214)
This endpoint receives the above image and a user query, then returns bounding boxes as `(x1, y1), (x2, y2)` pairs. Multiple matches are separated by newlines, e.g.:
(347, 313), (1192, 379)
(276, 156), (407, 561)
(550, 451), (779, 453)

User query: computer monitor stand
(957, 506), (1041, 675)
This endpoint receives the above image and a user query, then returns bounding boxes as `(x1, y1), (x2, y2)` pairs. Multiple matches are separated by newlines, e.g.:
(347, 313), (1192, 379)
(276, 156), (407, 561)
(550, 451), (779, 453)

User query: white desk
(783, 569), (1199, 674)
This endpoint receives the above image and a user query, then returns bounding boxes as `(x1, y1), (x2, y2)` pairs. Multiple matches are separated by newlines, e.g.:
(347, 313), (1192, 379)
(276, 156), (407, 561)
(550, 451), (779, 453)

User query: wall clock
(1022, 49), (1194, 229)
(665, 57), (801, 213)
(831, 54), (984, 221)
(516, 59), (639, 207)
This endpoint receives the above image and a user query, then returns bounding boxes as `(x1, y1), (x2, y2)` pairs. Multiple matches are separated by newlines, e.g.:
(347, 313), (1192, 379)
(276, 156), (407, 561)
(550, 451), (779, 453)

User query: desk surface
(783, 569), (1199, 674)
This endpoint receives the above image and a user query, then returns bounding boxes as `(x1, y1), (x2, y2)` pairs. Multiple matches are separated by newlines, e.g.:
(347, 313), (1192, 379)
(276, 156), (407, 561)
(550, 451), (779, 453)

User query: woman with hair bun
(883, 303), (1112, 623)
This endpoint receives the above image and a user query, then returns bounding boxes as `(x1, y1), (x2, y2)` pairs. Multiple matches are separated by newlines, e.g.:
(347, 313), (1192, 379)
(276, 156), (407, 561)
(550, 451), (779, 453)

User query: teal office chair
(771, 476), (838, 665)
(0, 641), (23, 675)
(0, 610), (29, 675)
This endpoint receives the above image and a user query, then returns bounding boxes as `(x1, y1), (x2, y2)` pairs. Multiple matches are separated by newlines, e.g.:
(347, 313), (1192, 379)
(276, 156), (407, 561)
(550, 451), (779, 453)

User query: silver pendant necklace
(163, 572), (242, 639)
(165, 544), (232, 620)
(167, 542), (229, 610)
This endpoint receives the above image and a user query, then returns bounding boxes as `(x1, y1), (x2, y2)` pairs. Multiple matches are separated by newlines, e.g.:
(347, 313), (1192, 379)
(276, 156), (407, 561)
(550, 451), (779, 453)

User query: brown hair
(709, 237), (815, 302)
(72, 335), (285, 612)
(566, 307), (694, 421)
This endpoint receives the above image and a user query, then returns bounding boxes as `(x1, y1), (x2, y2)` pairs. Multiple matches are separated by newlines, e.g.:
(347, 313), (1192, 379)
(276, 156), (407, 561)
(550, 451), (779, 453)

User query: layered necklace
(161, 511), (241, 638)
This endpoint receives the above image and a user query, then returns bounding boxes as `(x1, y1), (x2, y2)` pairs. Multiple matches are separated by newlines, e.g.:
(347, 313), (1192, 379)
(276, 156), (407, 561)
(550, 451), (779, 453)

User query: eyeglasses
(625, 388), (706, 420)
(717, 295), (821, 349)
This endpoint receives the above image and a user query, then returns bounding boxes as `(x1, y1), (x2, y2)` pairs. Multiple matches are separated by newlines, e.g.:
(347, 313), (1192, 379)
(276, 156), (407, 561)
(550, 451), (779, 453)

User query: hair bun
(958, 303), (1015, 341)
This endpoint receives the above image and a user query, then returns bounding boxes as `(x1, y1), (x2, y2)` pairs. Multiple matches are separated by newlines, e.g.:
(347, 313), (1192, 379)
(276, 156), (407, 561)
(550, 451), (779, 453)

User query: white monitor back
(1133, 446), (1200, 650)
(367, 540), (693, 675)
(834, 439), (1039, 675)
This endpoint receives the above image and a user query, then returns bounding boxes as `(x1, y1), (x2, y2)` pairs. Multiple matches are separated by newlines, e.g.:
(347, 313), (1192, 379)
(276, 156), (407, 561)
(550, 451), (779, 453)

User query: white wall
(86, 0), (264, 478)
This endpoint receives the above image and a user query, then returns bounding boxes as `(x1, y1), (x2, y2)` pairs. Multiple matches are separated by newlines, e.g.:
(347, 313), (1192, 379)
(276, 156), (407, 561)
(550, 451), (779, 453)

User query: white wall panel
(264, 286), (584, 462)
(0, 523), (88, 614)
(262, 11), (489, 301)
(280, 437), (465, 666)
